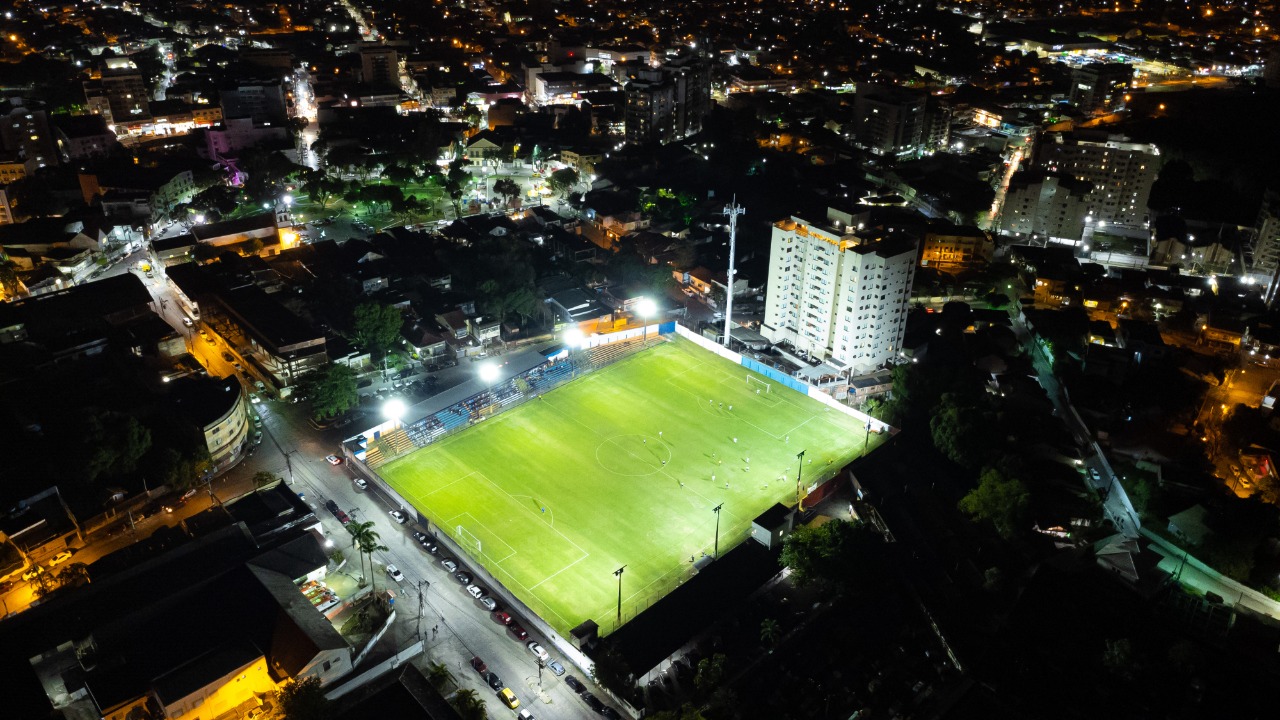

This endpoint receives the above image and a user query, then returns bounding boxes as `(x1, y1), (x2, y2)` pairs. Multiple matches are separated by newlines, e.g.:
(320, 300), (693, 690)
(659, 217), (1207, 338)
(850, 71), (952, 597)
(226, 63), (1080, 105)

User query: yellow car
(498, 688), (520, 709)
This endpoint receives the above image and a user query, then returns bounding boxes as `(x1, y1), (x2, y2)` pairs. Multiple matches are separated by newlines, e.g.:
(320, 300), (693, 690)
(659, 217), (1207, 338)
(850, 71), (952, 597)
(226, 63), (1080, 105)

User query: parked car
(48, 551), (73, 567)
(233, 362), (243, 371)
(526, 641), (549, 662)
(325, 454), (343, 465)
(582, 693), (605, 713)
(485, 672), (503, 691)
(389, 510), (407, 524)
(385, 564), (404, 582)
(1089, 468), (1102, 483)
(420, 538), (438, 553)
(412, 531), (428, 543)
(441, 558), (458, 572)
(601, 707), (621, 719)
(509, 623), (529, 641)
(466, 584), (486, 599)
(517, 710), (536, 720)
(22, 566), (45, 582)
(470, 656), (487, 674)
(498, 688), (520, 709)
(546, 660), (565, 676)
(249, 392), (261, 404)
(454, 571), (472, 584)
(478, 597), (497, 611)
(221, 351), (235, 362)
(353, 478), (368, 490)
(182, 317), (193, 326)
(565, 676), (586, 693)
(493, 610), (513, 625)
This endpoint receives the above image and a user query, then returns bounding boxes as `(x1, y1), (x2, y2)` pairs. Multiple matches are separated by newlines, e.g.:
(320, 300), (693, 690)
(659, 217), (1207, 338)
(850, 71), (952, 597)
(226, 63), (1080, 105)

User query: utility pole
(712, 503), (724, 559)
(722, 198), (745, 347)
(614, 565), (626, 625)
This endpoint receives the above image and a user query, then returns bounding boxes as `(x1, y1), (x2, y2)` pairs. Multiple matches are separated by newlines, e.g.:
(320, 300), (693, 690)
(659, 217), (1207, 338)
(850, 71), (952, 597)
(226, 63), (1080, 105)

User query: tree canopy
(548, 167), (580, 197)
(779, 519), (888, 591)
(307, 364), (359, 419)
(279, 676), (329, 720)
(352, 302), (403, 356)
(958, 463), (1030, 539)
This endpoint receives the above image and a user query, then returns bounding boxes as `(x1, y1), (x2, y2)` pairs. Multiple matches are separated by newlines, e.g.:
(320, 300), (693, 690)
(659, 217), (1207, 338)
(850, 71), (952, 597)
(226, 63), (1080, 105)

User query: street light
(637, 297), (657, 345)
(614, 565), (626, 624)
(712, 503), (724, 559)
(382, 398), (407, 429)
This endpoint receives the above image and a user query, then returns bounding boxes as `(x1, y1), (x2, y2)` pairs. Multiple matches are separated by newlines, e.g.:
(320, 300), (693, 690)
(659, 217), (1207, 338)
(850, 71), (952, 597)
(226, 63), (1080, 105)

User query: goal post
(746, 376), (771, 394)
(455, 525), (482, 557)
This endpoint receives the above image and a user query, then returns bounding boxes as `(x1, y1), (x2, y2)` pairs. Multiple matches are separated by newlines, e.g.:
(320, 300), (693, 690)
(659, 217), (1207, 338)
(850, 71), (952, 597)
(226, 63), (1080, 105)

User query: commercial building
(1069, 62), (1133, 115)
(1035, 133), (1159, 234)
(82, 58), (150, 125)
(624, 55), (711, 146)
(851, 83), (927, 159)
(360, 45), (400, 88)
(920, 224), (994, 271)
(0, 99), (62, 172)
(0, 510), (358, 719)
(762, 206), (917, 373)
(169, 375), (253, 472)
(219, 80), (289, 127)
(530, 72), (619, 106)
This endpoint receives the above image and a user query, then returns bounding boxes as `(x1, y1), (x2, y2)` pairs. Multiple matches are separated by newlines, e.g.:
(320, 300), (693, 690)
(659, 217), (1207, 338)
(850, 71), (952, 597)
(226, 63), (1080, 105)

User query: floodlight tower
(722, 198), (745, 347)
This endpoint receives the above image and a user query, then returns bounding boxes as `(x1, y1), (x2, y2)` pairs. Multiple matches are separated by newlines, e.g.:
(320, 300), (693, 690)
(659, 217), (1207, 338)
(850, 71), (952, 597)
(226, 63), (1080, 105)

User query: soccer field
(378, 337), (879, 635)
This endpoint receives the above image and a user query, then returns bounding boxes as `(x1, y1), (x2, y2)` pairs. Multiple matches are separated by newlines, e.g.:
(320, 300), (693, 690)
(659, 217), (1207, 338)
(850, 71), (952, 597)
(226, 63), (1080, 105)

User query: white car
(249, 392), (261, 404)
(526, 641), (549, 662)
(389, 510), (407, 524)
(466, 584), (486, 599)
(325, 455), (343, 465)
(49, 550), (73, 567)
(354, 478), (368, 490)
(1089, 468), (1102, 483)
(182, 317), (193, 326)
(441, 558), (458, 572)
(386, 564), (404, 582)
(479, 597), (497, 611)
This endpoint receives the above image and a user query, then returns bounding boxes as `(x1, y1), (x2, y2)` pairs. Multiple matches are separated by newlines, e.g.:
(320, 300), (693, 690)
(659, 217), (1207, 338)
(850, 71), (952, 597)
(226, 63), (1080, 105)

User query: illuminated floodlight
(636, 298), (657, 318)
(563, 327), (585, 348)
(382, 397), (407, 422)
(479, 363), (500, 384)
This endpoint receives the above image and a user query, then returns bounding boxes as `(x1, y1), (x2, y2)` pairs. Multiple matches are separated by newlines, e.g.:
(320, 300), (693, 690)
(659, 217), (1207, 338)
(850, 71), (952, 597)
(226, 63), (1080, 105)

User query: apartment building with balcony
(762, 206), (917, 374)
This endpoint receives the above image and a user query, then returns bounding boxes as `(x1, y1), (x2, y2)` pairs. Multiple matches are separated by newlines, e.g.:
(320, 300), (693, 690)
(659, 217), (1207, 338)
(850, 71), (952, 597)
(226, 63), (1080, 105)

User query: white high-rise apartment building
(762, 207), (917, 374)
(1036, 133), (1160, 232)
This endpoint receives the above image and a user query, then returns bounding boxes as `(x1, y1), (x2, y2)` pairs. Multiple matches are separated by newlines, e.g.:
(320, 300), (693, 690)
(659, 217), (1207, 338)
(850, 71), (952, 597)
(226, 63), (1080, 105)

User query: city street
(1007, 305), (1141, 538)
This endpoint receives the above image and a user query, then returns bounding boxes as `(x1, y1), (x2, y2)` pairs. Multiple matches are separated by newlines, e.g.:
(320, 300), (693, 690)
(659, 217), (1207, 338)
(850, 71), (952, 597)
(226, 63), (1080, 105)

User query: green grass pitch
(378, 336), (880, 635)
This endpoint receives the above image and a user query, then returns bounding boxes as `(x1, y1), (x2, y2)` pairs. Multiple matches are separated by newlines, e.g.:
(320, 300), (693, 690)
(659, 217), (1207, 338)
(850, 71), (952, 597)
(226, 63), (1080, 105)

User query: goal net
(746, 376), (771, 394)
(455, 525), (482, 557)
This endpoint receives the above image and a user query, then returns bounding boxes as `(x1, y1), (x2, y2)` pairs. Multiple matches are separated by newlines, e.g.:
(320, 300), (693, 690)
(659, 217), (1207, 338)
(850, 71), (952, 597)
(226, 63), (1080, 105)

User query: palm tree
(451, 688), (486, 720)
(346, 521), (377, 586)
(357, 529), (388, 596)
(760, 618), (781, 649)
(426, 662), (454, 691)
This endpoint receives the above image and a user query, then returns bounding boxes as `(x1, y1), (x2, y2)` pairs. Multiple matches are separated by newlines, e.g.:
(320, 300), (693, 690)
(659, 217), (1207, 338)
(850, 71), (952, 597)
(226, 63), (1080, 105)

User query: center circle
(595, 434), (671, 476)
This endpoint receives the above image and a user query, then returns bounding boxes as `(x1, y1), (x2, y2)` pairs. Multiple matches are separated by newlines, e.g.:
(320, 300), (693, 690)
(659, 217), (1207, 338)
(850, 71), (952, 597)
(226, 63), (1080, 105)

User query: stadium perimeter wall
(672, 325), (890, 434)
